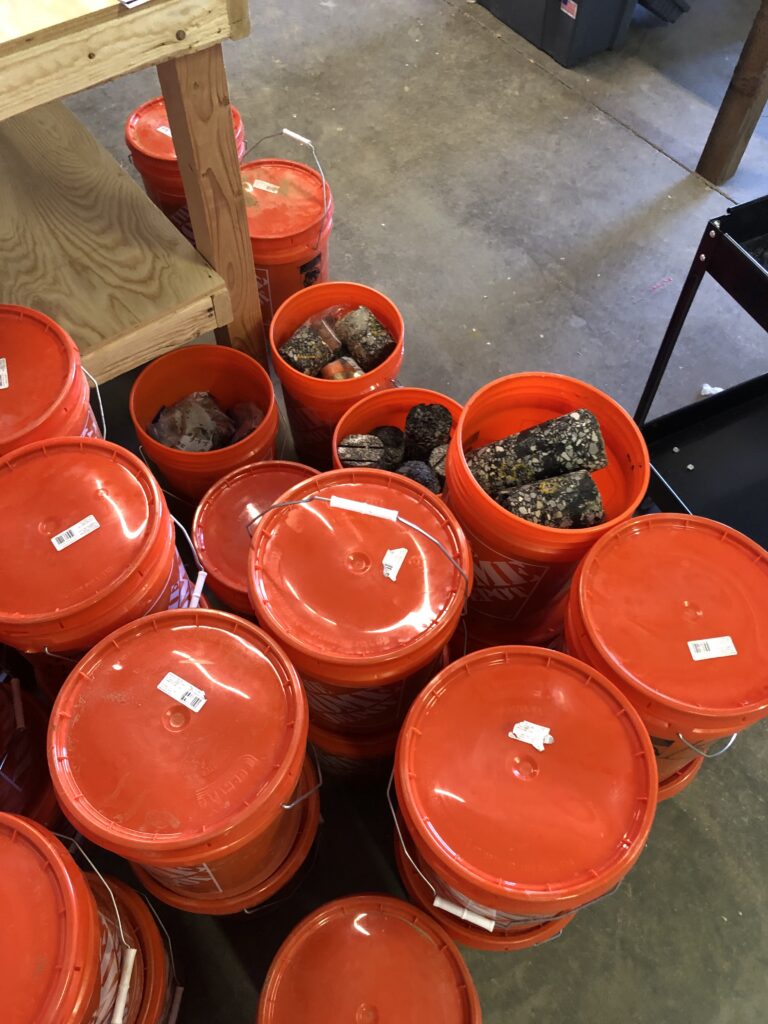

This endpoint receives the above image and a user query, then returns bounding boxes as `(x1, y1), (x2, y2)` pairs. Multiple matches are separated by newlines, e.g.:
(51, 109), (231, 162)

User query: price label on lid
(158, 671), (207, 712)
(244, 178), (280, 195)
(51, 515), (100, 551)
(688, 636), (737, 661)
(156, 124), (173, 137)
(0, 357), (8, 389)
(509, 720), (554, 752)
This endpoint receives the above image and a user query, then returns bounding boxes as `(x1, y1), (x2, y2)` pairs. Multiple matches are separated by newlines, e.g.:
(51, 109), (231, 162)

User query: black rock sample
(428, 444), (448, 488)
(371, 425), (405, 469)
(496, 470), (604, 529)
(280, 324), (335, 376)
(396, 460), (441, 494)
(337, 433), (389, 468)
(404, 403), (453, 462)
(334, 306), (396, 371)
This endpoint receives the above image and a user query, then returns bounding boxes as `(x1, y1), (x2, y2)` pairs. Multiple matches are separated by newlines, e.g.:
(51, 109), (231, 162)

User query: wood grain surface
(0, 101), (231, 382)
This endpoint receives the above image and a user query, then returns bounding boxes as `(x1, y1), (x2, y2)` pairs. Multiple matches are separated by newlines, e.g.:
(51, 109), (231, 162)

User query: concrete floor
(67, 1), (767, 1021)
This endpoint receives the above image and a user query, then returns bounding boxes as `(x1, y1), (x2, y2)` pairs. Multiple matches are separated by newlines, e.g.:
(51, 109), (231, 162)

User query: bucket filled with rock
(445, 373), (649, 633)
(129, 345), (278, 500)
(269, 282), (404, 469)
(332, 387), (461, 494)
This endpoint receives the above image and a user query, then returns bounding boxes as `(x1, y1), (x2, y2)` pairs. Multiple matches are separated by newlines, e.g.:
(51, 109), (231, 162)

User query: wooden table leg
(158, 44), (266, 365)
(697, 0), (768, 186)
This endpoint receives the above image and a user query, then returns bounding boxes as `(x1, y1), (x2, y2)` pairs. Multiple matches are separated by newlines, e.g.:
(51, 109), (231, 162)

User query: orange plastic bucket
(331, 386), (462, 478)
(49, 609), (309, 913)
(0, 438), (191, 657)
(449, 589), (569, 660)
(0, 304), (100, 457)
(242, 159), (334, 327)
(309, 720), (398, 779)
(0, 682), (59, 826)
(565, 513), (768, 786)
(248, 469), (472, 735)
(269, 282), (405, 468)
(658, 756), (703, 802)
(130, 345), (279, 500)
(125, 97), (246, 230)
(86, 874), (177, 1024)
(0, 813), (102, 1024)
(394, 647), (657, 942)
(445, 372), (649, 628)
(256, 895), (481, 1024)
(135, 755), (320, 915)
(193, 460), (319, 614)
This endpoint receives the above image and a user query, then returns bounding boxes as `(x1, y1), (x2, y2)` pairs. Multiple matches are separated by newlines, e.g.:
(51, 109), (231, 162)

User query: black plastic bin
(479, 0), (636, 67)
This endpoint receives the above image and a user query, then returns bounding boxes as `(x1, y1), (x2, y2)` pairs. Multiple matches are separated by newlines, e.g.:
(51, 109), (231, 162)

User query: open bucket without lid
(193, 460), (319, 614)
(257, 895), (481, 1024)
(0, 304), (100, 457)
(248, 468), (472, 735)
(269, 282), (405, 469)
(49, 609), (309, 910)
(0, 438), (190, 655)
(0, 682), (59, 826)
(125, 96), (246, 213)
(395, 646), (657, 934)
(130, 345), (279, 500)
(566, 513), (768, 783)
(445, 372), (649, 628)
(242, 159), (334, 327)
(0, 813), (102, 1024)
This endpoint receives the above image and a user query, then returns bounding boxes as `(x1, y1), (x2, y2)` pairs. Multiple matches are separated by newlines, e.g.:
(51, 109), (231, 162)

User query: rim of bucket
(125, 96), (245, 163)
(577, 513), (768, 723)
(241, 159), (332, 244)
(48, 610), (308, 856)
(248, 468), (471, 677)
(257, 894), (481, 1024)
(309, 720), (399, 759)
(129, 345), (278, 468)
(331, 386), (463, 470)
(396, 645), (658, 912)
(0, 304), (82, 452)
(131, 755), (320, 915)
(193, 460), (319, 595)
(452, 372), (650, 547)
(269, 282), (405, 399)
(0, 438), (168, 628)
(657, 756), (704, 803)
(0, 813), (102, 1024)
(394, 838), (576, 953)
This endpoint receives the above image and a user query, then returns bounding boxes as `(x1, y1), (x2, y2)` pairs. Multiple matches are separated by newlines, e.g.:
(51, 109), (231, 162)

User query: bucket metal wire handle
(54, 833), (137, 1024)
(170, 515), (207, 609)
(677, 732), (738, 759)
(141, 895), (185, 1024)
(83, 367), (107, 439)
(281, 746), (323, 810)
(241, 128), (329, 250)
(0, 674), (25, 793)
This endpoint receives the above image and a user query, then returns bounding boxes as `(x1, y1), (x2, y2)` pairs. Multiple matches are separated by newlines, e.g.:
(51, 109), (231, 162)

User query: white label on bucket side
(329, 495), (399, 522)
(156, 124), (173, 137)
(382, 547), (408, 582)
(51, 514), (100, 551)
(509, 720), (554, 752)
(158, 672), (207, 712)
(0, 357), (7, 389)
(688, 636), (737, 661)
(245, 178), (280, 195)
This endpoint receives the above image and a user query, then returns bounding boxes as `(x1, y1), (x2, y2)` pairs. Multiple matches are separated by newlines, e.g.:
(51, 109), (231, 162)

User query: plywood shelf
(0, 101), (232, 383)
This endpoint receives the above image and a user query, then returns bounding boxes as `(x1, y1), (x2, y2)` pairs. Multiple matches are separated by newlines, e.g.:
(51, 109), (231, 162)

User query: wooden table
(0, 0), (266, 380)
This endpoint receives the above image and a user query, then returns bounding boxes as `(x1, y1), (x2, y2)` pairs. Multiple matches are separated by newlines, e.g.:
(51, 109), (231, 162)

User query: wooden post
(158, 45), (266, 365)
(697, 0), (768, 185)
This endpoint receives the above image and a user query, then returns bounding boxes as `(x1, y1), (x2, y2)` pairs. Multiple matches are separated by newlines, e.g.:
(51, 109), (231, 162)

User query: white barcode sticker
(0, 357), (8, 389)
(688, 636), (737, 661)
(382, 547), (408, 582)
(156, 124), (173, 137)
(51, 515), (100, 551)
(244, 178), (280, 195)
(510, 720), (554, 752)
(158, 672), (207, 712)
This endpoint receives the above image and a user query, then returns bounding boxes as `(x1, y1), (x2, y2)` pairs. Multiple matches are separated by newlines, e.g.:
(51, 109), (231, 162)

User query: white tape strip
(111, 946), (137, 1024)
(433, 896), (495, 933)
(188, 571), (207, 610)
(329, 495), (399, 522)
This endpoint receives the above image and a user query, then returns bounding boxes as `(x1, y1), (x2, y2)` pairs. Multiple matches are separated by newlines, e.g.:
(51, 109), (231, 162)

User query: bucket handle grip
(677, 732), (737, 759)
(170, 515), (207, 608)
(282, 746), (323, 810)
(83, 367), (107, 440)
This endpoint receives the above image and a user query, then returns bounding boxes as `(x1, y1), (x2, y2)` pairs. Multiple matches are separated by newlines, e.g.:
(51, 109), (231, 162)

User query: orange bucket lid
(241, 159), (330, 245)
(248, 469), (471, 681)
(577, 514), (768, 728)
(125, 96), (244, 163)
(0, 813), (101, 1024)
(0, 305), (81, 455)
(396, 646), (657, 917)
(49, 610), (308, 859)
(257, 895), (481, 1023)
(193, 461), (318, 605)
(0, 438), (166, 634)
